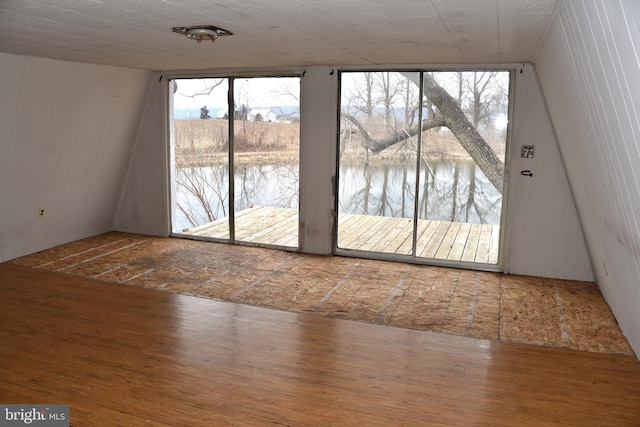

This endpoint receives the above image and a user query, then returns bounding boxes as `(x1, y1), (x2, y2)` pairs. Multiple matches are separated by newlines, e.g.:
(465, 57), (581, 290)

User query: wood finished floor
(8, 232), (633, 356)
(1, 263), (639, 426)
(183, 206), (500, 264)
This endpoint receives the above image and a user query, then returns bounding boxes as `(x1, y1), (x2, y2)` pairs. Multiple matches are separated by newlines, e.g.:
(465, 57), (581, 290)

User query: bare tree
(341, 72), (506, 193)
(346, 72), (375, 122)
(374, 72), (402, 132)
(422, 73), (504, 192)
(175, 151), (229, 228)
(175, 78), (225, 99)
(463, 71), (502, 129)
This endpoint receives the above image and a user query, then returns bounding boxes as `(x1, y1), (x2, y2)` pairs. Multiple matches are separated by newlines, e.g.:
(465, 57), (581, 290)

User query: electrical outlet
(39, 208), (45, 217)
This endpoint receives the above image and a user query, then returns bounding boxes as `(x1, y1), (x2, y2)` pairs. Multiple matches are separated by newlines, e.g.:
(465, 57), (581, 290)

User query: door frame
(333, 68), (515, 272)
(167, 73), (304, 252)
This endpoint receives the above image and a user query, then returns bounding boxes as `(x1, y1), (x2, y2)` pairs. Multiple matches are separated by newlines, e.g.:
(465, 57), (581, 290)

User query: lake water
(173, 159), (502, 232)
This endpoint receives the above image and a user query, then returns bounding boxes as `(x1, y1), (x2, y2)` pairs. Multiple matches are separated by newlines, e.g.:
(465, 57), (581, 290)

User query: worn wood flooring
(1, 263), (639, 426)
(183, 206), (500, 263)
(8, 232), (633, 356)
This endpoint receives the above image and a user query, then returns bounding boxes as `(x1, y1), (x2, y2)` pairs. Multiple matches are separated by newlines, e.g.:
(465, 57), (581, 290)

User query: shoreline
(175, 150), (502, 168)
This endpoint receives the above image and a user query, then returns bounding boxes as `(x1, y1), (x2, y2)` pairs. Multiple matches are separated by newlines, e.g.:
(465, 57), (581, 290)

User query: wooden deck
(183, 206), (499, 264)
(184, 205), (299, 247)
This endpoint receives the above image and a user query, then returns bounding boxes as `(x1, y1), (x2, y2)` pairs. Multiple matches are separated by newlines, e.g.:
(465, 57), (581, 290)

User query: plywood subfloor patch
(10, 232), (633, 356)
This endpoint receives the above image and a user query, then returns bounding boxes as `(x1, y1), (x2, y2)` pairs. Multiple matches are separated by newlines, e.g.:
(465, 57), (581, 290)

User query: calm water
(338, 159), (502, 225)
(173, 159), (502, 232)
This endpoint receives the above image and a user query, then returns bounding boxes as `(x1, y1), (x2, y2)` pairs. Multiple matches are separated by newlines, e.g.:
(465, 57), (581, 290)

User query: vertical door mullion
(228, 78), (236, 243)
(411, 72), (425, 258)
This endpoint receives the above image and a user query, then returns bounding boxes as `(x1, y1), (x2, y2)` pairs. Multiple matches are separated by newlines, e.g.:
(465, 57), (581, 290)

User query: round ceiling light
(171, 25), (233, 43)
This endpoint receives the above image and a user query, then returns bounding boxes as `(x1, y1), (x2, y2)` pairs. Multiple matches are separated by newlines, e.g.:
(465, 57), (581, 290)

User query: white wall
(534, 0), (640, 356)
(504, 64), (593, 281)
(0, 52), (152, 262)
(114, 73), (170, 236)
(299, 67), (338, 254)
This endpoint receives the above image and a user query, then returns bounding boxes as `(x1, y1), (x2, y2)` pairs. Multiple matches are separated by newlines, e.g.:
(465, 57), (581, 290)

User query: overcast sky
(172, 77), (300, 112)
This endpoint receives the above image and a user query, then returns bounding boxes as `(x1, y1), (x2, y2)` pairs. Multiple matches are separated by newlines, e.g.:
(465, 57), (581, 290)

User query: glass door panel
(417, 71), (508, 264)
(232, 77), (300, 248)
(171, 78), (230, 238)
(337, 72), (420, 255)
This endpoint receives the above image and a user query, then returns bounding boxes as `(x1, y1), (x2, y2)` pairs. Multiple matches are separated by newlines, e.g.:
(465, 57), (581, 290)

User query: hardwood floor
(1, 263), (640, 426)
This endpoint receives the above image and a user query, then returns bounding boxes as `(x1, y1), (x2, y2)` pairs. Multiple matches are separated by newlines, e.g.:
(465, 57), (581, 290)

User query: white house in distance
(248, 108), (277, 122)
(215, 108), (278, 122)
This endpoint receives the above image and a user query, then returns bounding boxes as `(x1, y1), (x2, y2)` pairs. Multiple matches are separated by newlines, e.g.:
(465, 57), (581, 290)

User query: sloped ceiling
(0, 0), (557, 71)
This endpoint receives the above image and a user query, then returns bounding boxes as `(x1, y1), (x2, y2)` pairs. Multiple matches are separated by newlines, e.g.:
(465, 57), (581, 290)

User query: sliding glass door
(170, 76), (300, 250)
(337, 72), (420, 255)
(337, 70), (510, 267)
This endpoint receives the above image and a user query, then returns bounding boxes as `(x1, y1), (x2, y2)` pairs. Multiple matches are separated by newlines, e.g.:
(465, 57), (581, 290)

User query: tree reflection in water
(338, 159), (502, 225)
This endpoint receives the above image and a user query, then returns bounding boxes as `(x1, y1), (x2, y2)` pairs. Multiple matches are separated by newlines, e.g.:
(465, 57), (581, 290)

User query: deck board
(449, 222), (472, 261)
(374, 217), (413, 253)
(462, 223), (483, 262)
(421, 221), (450, 258)
(476, 224), (494, 263)
(435, 222), (461, 259)
(183, 207), (500, 264)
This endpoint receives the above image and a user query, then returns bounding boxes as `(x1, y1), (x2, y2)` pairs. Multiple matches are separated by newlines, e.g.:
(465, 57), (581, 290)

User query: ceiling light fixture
(171, 25), (233, 43)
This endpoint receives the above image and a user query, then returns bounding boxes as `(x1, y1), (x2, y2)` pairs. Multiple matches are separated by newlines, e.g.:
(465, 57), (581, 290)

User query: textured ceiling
(0, 0), (558, 71)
